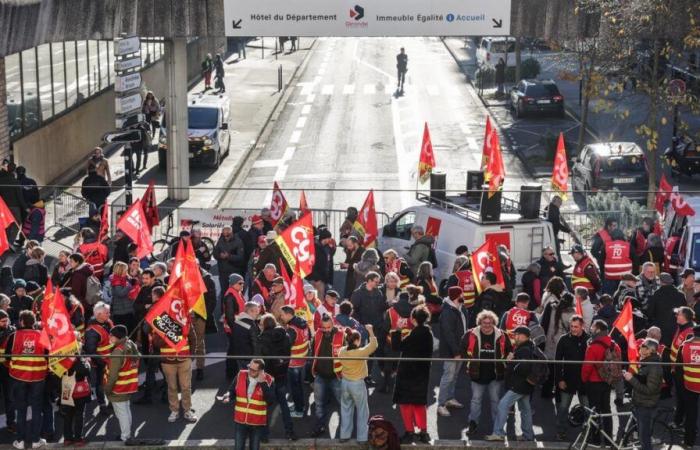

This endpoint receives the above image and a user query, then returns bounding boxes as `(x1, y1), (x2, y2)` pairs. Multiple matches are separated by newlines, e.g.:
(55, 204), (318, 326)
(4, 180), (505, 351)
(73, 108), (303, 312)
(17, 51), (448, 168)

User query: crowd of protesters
(0, 174), (699, 449)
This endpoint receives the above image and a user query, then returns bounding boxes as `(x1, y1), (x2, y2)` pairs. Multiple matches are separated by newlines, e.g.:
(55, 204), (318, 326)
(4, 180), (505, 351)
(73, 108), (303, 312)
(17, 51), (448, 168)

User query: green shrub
(520, 58), (541, 79)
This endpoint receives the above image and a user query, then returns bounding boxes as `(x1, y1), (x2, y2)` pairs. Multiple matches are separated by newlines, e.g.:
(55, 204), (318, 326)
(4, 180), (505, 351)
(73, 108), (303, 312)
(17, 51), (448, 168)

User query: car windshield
(188, 107), (218, 129)
(490, 41), (516, 53)
(525, 84), (560, 96)
(599, 155), (644, 173)
(690, 233), (700, 271)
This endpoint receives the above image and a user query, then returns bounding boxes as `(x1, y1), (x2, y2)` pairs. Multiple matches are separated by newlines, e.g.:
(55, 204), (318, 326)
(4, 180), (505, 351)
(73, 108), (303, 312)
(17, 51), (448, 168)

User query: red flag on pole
(669, 187), (696, 217)
(470, 238), (505, 293)
(551, 133), (569, 200)
(269, 181), (289, 227)
(169, 238), (208, 319)
(98, 201), (109, 243)
(145, 276), (191, 352)
(353, 190), (378, 247)
(299, 190), (310, 216)
(612, 299), (640, 372)
(480, 116), (493, 171)
(142, 180), (160, 232)
(0, 225), (9, 256)
(418, 122), (436, 184)
(116, 199), (154, 259)
(39, 286), (78, 377)
(655, 174), (673, 214)
(485, 130), (505, 198)
(0, 196), (16, 230)
(275, 212), (315, 278)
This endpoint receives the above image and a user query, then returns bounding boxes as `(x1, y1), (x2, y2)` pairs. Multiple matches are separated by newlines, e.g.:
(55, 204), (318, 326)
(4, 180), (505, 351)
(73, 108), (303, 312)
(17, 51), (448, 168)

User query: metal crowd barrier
(52, 188), (93, 233)
(559, 209), (656, 251)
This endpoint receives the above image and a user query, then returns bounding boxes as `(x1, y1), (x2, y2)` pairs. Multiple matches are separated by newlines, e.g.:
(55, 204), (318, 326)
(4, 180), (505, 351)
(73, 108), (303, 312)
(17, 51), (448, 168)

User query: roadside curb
(211, 39), (318, 208)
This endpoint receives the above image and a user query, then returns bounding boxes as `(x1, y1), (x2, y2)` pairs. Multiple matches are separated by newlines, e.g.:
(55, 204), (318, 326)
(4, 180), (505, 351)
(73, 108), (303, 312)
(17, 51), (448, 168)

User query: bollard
(278, 65), (283, 92)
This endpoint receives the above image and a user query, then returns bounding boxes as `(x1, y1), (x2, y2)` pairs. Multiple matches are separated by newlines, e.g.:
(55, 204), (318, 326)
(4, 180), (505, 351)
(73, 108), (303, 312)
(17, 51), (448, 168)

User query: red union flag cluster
(269, 181), (290, 227)
(353, 190), (378, 247)
(146, 277), (191, 352)
(275, 212), (315, 278)
(470, 238), (504, 293)
(116, 199), (154, 259)
(480, 116), (505, 198)
(551, 133), (570, 200)
(613, 299), (639, 373)
(39, 282), (78, 377)
(170, 237), (208, 319)
(656, 174), (695, 216)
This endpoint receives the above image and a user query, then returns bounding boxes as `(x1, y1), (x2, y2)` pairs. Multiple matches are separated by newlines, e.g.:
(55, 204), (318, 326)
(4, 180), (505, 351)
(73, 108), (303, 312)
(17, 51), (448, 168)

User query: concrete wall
(0, 57), (8, 162)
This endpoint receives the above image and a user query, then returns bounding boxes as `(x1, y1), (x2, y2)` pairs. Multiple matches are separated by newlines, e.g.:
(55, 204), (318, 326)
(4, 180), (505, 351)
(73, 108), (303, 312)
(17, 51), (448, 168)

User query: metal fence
(560, 209), (657, 250)
(51, 188), (93, 234)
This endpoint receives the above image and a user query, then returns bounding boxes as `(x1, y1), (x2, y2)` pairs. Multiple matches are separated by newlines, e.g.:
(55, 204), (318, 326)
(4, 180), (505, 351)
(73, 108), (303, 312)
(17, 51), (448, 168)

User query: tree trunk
(646, 39), (661, 209)
(577, 77), (591, 154)
(515, 37), (522, 82)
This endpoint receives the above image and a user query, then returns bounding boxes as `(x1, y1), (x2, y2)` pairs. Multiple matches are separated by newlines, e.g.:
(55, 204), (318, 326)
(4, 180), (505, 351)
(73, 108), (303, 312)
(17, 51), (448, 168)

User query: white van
(476, 37), (517, 70)
(377, 193), (556, 283)
(662, 196), (700, 273)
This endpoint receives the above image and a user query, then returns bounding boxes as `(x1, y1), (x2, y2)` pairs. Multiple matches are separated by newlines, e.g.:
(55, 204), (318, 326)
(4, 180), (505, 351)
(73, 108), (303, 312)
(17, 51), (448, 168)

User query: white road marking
(252, 159), (282, 168)
(296, 116), (307, 128)
(282, 146), (296, 161)
(313, 75), (322, 84)
(318, 67), (326, 75)
(301, 104), (311, 115)
(363, 84), (376, 94)
(289, 130), (301, 144)
(306, 94), (315, 103)
(321, 84), (334, 95)
(467, 137), (479, 150)
(300, 83), (314, 95)
(343, 84), (355, 95)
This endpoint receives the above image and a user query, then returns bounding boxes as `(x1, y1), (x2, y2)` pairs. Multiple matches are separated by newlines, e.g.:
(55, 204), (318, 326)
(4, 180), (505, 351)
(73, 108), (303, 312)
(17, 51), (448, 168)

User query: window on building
(37, 43), (53, 121)
(52, 42), (67, 115)
(21, 47), (40, 134)
(5, 52), (22, 139)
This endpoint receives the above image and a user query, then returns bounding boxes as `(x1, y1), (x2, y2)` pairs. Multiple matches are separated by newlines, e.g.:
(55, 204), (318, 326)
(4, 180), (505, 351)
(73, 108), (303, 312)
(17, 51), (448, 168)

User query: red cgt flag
(116, 199), (154, 260)
(551, 133), (569, 200)
(0, 195), (16, 230)
(655, 174), (673, 214)
(485, 130), (505, 198)
(146, 276), (191, 352)
(670, 187), (696, 217)
(612, 298), (639, 372)
(470, 238), (505, 293)
(40, 285), (78, 377)
(480, 116), (493, 171)
(170, 238), (208, 319)
(275, 212), (315, 278)
(98, 201), (109, 243)
(299, 190), (310, 216)
(418, 122), (436, 184)
(353, 190), (378, 247)
(142, 180), (160, 232)
(269, 181), (289, 227)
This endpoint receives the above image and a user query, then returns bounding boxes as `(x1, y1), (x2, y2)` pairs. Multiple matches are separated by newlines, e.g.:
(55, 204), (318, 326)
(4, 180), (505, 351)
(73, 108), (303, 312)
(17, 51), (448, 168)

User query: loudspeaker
(519, 184), (542, 219)
(480, 184), (501, 222)
(430, 171), (447, 202)
(466, 171), (484, 202)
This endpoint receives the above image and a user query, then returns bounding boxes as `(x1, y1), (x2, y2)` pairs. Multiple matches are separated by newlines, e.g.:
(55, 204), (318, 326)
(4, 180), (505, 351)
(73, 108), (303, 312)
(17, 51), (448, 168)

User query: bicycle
(569, 406), (677, 450)
(150, 212), (215, 263)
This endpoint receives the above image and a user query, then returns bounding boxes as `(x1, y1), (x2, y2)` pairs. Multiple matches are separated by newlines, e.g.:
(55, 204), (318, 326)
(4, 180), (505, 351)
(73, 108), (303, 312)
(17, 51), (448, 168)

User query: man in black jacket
(486, 326), (536, 441)
(554, 315), (589, 440)
(80, 167), (110, 209)
(538, 246), (566, 291)
(473, 272), (511, 326)
(230, 302), (261, 380)
(647, 272), (686, 345)
(437, 286), (469, 417)
(0, 161), (27, 244)
(350, 271), (386, 384)
(546, 195), (571, 261)
(214, 226), (245, 297)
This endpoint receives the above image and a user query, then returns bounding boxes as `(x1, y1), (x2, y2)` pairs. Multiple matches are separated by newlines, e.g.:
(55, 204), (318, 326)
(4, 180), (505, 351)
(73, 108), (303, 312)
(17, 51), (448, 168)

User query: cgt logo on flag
(152, 297), (188, 345)
(289, 225), (313, 264)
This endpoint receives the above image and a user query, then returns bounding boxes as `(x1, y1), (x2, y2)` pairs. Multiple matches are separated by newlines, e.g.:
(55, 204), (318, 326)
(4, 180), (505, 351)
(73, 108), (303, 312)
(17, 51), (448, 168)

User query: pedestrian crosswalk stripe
(343, 84), (355, 95)
(321, 84), (334, 95)
(426, 85), (439, 96)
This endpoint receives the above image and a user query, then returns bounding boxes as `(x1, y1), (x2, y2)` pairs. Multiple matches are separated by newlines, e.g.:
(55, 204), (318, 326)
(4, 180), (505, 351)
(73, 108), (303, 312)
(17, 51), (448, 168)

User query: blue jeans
(261, 379), (293, 438)
(635, 406), (655, 450)
(288, 366), (305, 413)
(235, 423), (262, 450)
(469, 380), (502, 424)
(92, 362), (106, 405)
(557, 390), (588, 433)
(13, 380), (44, 444)
(492, 390), (534, 440)
(313, 376), (341, 430)
(340, 378), (370, 442)
(437, 360), (463, 405)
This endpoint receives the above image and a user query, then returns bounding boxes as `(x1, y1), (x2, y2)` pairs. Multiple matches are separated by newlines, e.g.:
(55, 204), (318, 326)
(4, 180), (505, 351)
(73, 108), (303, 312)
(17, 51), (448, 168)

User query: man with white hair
(84, 302), (113, 415)
(404, 225), (435, 274)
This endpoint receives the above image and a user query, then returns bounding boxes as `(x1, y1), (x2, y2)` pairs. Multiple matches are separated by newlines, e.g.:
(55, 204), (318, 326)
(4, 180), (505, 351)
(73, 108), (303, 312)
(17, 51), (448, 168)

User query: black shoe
(400, 432), (415, 444)
(196, 369), (204, 381)
(418, 432), (431, 443)
(364, 377), (376, 387)
(339, 438), (350, 443)
(310, 426), (326, 438)
(286, 431), (298, 441)
(134, 395), (152, 405)
(99, 405), (111, 416)
(557, 432), (567, 441)
(467, 420), (478, 436)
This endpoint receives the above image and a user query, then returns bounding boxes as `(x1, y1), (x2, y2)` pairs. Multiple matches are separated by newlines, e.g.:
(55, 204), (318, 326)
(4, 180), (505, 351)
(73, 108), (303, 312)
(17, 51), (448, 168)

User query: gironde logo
(347, 4), (367, 28)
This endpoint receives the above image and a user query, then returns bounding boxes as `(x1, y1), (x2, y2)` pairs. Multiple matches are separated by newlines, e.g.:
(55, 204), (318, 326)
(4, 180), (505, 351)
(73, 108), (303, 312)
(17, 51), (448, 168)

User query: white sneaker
(12, 441), (24, 450)
(32, 439), (47, 449)
(183, 410), (198, 423)
(168, 411), (179, 423)
(437, 405), (451, 417)
(445, 399), (464, 409)
(485, 434), (505, 441)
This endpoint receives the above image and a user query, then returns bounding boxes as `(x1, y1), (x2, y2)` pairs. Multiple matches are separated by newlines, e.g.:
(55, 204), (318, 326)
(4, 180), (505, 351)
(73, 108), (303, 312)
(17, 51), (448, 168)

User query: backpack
(367, 415), (400, 450)
(85, 276), (103, 305)
(527, 346), (550, 386)
(595, 341), (623, 385)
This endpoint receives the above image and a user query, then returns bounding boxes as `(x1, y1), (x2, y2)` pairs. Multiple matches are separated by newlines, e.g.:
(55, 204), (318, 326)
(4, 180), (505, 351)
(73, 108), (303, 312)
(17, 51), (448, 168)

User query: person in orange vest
(590, 217), (617, 273)
(0, 310), (16, 434)
(442, 256), (476, 308)
(77, 228), (109, 281)
(233, 358), (275, 450)
(280, 305), (310, 418)
(602, 229), (633, 295)
(675, 325), (700, 446)
(310, 314), (345, 438)
(313, 290), (340, 331)
(5, 310), (48, 449)
(154, 327), (198, 424)
(223, 273), (246, 379)
(630, 217), (654, 274)
(250, 263), (277, 299)
(570, 245), (602, 299)
(104, 325), (140, 444)
(499, 293), (538, 345)
(382, 249), (414, 290)
(671, 306), (696, 429)
(83, 302), (112, 416)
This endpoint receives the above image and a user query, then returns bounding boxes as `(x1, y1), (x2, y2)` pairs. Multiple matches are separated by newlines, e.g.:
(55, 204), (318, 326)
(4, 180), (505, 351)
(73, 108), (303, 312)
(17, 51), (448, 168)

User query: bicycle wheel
(569, 426), (590, 450)
(652, 420), (678, 449)
(150, 239), (171, 262)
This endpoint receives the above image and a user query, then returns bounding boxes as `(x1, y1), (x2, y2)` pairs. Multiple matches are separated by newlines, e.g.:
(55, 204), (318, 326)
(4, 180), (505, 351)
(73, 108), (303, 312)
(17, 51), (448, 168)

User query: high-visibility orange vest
(254, 278), (270, 299)
(503, 307), (532, 343)
(86, 319), (113, 360)
(572, 256), (596, 292)
(604, 240), (633, 280)
(78, 242), (109, 280)
(387, 307), (413, 344)
(103, 344), (139, 395)
(222, 287), (246, 334)
(288, 323), (309, 368)
(682, 341), (700, 393)
(233, 370), (273, 426)
(159, 341), (191, 360)
(312, 328), (344, 378)
(598, 229), (612, 244)
(455, 270), (476, 308)
(8, 329), (48, 382)
(672, 324), (695, 363)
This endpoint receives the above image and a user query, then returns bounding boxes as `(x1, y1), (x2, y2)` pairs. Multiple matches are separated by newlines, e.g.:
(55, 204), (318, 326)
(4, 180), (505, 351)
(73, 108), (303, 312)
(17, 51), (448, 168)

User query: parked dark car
(571, 142), (649, 202)
(665, 135), (700, 178)
(509, 79), (565, 118)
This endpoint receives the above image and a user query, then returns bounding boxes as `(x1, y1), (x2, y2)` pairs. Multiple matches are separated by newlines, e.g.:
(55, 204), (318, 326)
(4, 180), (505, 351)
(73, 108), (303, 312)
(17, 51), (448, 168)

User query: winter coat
(343, 246), (364, 298)
(133, 280), (163, 321)
(214, 235), (246, 276)
(12, 254), (29, 281)
(232, 223), (255, 263)
(253, 241), (292, 276)
(473, 286), (511, 324)
(231, 313), (260, 357)
(647, 285), (686, 345)
(23, 260), (48, 287)
(581, 335), (620, 384)
(392, 324), (433, 405)
(350, 282), (387, 328)
(307, 239), (329, 283)
(0, 169), (27, 213)
(505, 339), (535, 395)
(67, 263), (94, 304)
(108, 274), (134, 317)
(628, 353), (662, 408)
(521, 271), (542, 310)
(636, 275), (660, 311)
(541, 300), (575, 359)
(537, 256), (566, 291)
(613, 283), (639, 310)
(336, 313), (368, 344)
(554, 331), (589, 393)
(592, 304), (616, 330)
(105, 338), (140, 402)
(438, 299), (469, 358)
(353, 249), (380, 289)
(321, 243), (336, 285)
(201, 269), (218, 333)
(80, 172), (110, 208)
(404, 235), (435, 274)
(9, 295), (33, 325)
(258, 326), (291, 381)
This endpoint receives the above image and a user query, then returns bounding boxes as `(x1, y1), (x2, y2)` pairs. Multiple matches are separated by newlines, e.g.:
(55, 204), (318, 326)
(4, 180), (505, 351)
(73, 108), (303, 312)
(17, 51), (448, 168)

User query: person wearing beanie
(9, 279), (32, 327)
(436, 285), (469, 417)
(105, 324), (140, 443)
(268, 276), (287, 321)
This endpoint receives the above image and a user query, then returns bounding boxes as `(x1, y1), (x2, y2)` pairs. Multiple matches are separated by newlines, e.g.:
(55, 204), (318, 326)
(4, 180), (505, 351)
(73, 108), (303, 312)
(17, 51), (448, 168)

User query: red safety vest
(86, 319), (113, 360)
(455, 270), (476, 308)
(254, 278), (270, 299)
(288, 323), (309, 368)
(598, 228), (612, 244)
(9, 329), (48, 382)
(503, 307), (532, 343)
(572, 256), (596, 292)
(103, 344), (139, 395)
(222, 287), (246, 334)
(160, 341), (191, 360)
(682, 341), (700, 393)
(21, 207), (45, 238)
(79, 242), (108, 280)
(387, 307), (413, 343)
(312, 328), (344, 378)
(672, 324), (695, 363)
(634, 230), (648, 257)
(664, 236), (681, 274)
(604, 240), (633, 280)
(233, 370), (273, 426)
